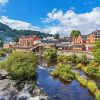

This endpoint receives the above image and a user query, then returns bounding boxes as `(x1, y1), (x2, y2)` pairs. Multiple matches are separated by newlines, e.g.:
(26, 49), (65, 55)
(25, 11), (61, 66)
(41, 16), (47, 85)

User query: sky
(0, 0), (100, 35)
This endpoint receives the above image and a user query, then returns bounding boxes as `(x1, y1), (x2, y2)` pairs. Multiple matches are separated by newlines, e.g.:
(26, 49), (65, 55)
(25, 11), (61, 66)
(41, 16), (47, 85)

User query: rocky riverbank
(0, 69), (48, 100)
(0, 69), (18, 100)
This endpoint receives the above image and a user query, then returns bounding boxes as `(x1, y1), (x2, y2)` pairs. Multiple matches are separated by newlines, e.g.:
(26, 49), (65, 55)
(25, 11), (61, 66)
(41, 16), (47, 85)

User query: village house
(19, 35), (40, 46)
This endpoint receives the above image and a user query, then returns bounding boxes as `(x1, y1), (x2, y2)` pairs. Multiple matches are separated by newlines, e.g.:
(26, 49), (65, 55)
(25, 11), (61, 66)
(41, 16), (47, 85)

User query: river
(36, 57), (97, 100)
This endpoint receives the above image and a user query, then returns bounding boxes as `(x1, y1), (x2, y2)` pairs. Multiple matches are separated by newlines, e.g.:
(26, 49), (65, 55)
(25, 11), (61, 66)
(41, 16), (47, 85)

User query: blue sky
(0, 0), (100, 35)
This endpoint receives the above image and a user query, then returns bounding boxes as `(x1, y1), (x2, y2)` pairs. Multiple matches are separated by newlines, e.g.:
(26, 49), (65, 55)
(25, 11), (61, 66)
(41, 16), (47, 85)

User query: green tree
(92, 39), (100, 64)
(0, 51), (37, 80)
(54, 33), (60, 39)
(70, 30), (81, 37)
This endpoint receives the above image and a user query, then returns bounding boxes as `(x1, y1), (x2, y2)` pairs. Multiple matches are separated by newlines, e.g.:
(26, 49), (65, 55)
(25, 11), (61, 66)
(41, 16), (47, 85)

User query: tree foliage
(71, 30), (81, 37)
(0, 51), (37, 80)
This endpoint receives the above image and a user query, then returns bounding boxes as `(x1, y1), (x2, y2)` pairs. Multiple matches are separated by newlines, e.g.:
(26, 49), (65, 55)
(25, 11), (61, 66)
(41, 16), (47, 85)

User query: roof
(58, 37), (71, 42)
(56, 43), (70, 47)
(41, 40), (58, 44)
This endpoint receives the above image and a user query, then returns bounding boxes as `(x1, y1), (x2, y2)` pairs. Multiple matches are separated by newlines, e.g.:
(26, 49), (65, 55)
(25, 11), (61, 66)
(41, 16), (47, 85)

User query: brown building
(19, 35), (40, 46)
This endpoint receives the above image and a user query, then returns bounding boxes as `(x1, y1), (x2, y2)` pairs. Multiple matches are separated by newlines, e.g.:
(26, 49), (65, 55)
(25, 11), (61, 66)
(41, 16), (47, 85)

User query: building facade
(19, 35), (40, 46)
(86, 30), (100, 44)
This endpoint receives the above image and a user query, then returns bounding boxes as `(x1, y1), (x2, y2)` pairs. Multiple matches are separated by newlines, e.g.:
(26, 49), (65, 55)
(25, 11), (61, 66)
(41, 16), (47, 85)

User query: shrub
(77, 76), (87, 86)
(69, 54), (79, 63)
(87, 80), (98, 93)
(76, 63), (83, 69)
(44, 48), (57, 61)
(95, 90), (100, 100)
(79, 54), (88, 64)
(51, 64), (75, 81)
(57, 55), (69, 64)
(86, 64), (100, 77)
(0, 51), (5, 57)
(75, 72), (80, 79)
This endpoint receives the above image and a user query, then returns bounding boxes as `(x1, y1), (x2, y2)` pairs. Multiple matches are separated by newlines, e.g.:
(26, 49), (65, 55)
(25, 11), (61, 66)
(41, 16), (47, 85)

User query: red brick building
(19, 35), (40, 46)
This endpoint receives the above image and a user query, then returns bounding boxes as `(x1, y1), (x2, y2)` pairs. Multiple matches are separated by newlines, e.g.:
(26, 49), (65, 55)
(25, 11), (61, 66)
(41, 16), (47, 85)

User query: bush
(79, 54), (88, 64)
(86, 64), (100, 77)
(0, 48), (12, 53)
(0, 51), (37, 80)
(69, 54), (79, 63)
(0, 51), (5, 57)
(76, 63), (83, 69)
(51, 64), (75, 81)
(95, 90), (100, 100)
(87, 80), (98, 93)
(77, 76), (87, 86)
(57, 55), (69, 64)
(44, 48), (57, 61)
(75, 72), (80, 79)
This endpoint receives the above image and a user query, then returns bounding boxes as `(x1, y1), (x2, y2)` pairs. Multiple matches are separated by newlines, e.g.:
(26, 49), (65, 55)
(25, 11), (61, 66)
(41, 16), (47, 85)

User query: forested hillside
(0, 22), (49, 41)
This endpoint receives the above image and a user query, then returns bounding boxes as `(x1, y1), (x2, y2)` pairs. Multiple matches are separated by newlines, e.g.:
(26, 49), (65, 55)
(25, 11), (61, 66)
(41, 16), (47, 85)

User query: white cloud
(0, 0), (9, 5)
(0, 16), (40, 31)
(42, 7), (100, 35)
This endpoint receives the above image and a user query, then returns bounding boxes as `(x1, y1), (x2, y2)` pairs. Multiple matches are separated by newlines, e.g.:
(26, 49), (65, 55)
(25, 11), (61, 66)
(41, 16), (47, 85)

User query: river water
(37, 58), (96, 100)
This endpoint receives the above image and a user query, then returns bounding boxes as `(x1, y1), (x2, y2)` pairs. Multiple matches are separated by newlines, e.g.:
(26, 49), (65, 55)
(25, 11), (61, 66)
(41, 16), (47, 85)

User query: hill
(0, 22), (49, 42)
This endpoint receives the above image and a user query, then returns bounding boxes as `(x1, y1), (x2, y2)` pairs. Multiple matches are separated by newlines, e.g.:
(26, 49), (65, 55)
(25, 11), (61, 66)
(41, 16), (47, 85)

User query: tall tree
(71, 30), (81, 37)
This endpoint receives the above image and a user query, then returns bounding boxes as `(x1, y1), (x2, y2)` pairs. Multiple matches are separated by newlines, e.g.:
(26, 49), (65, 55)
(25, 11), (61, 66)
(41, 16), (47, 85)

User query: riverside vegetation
(0, 51), (37, 91)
